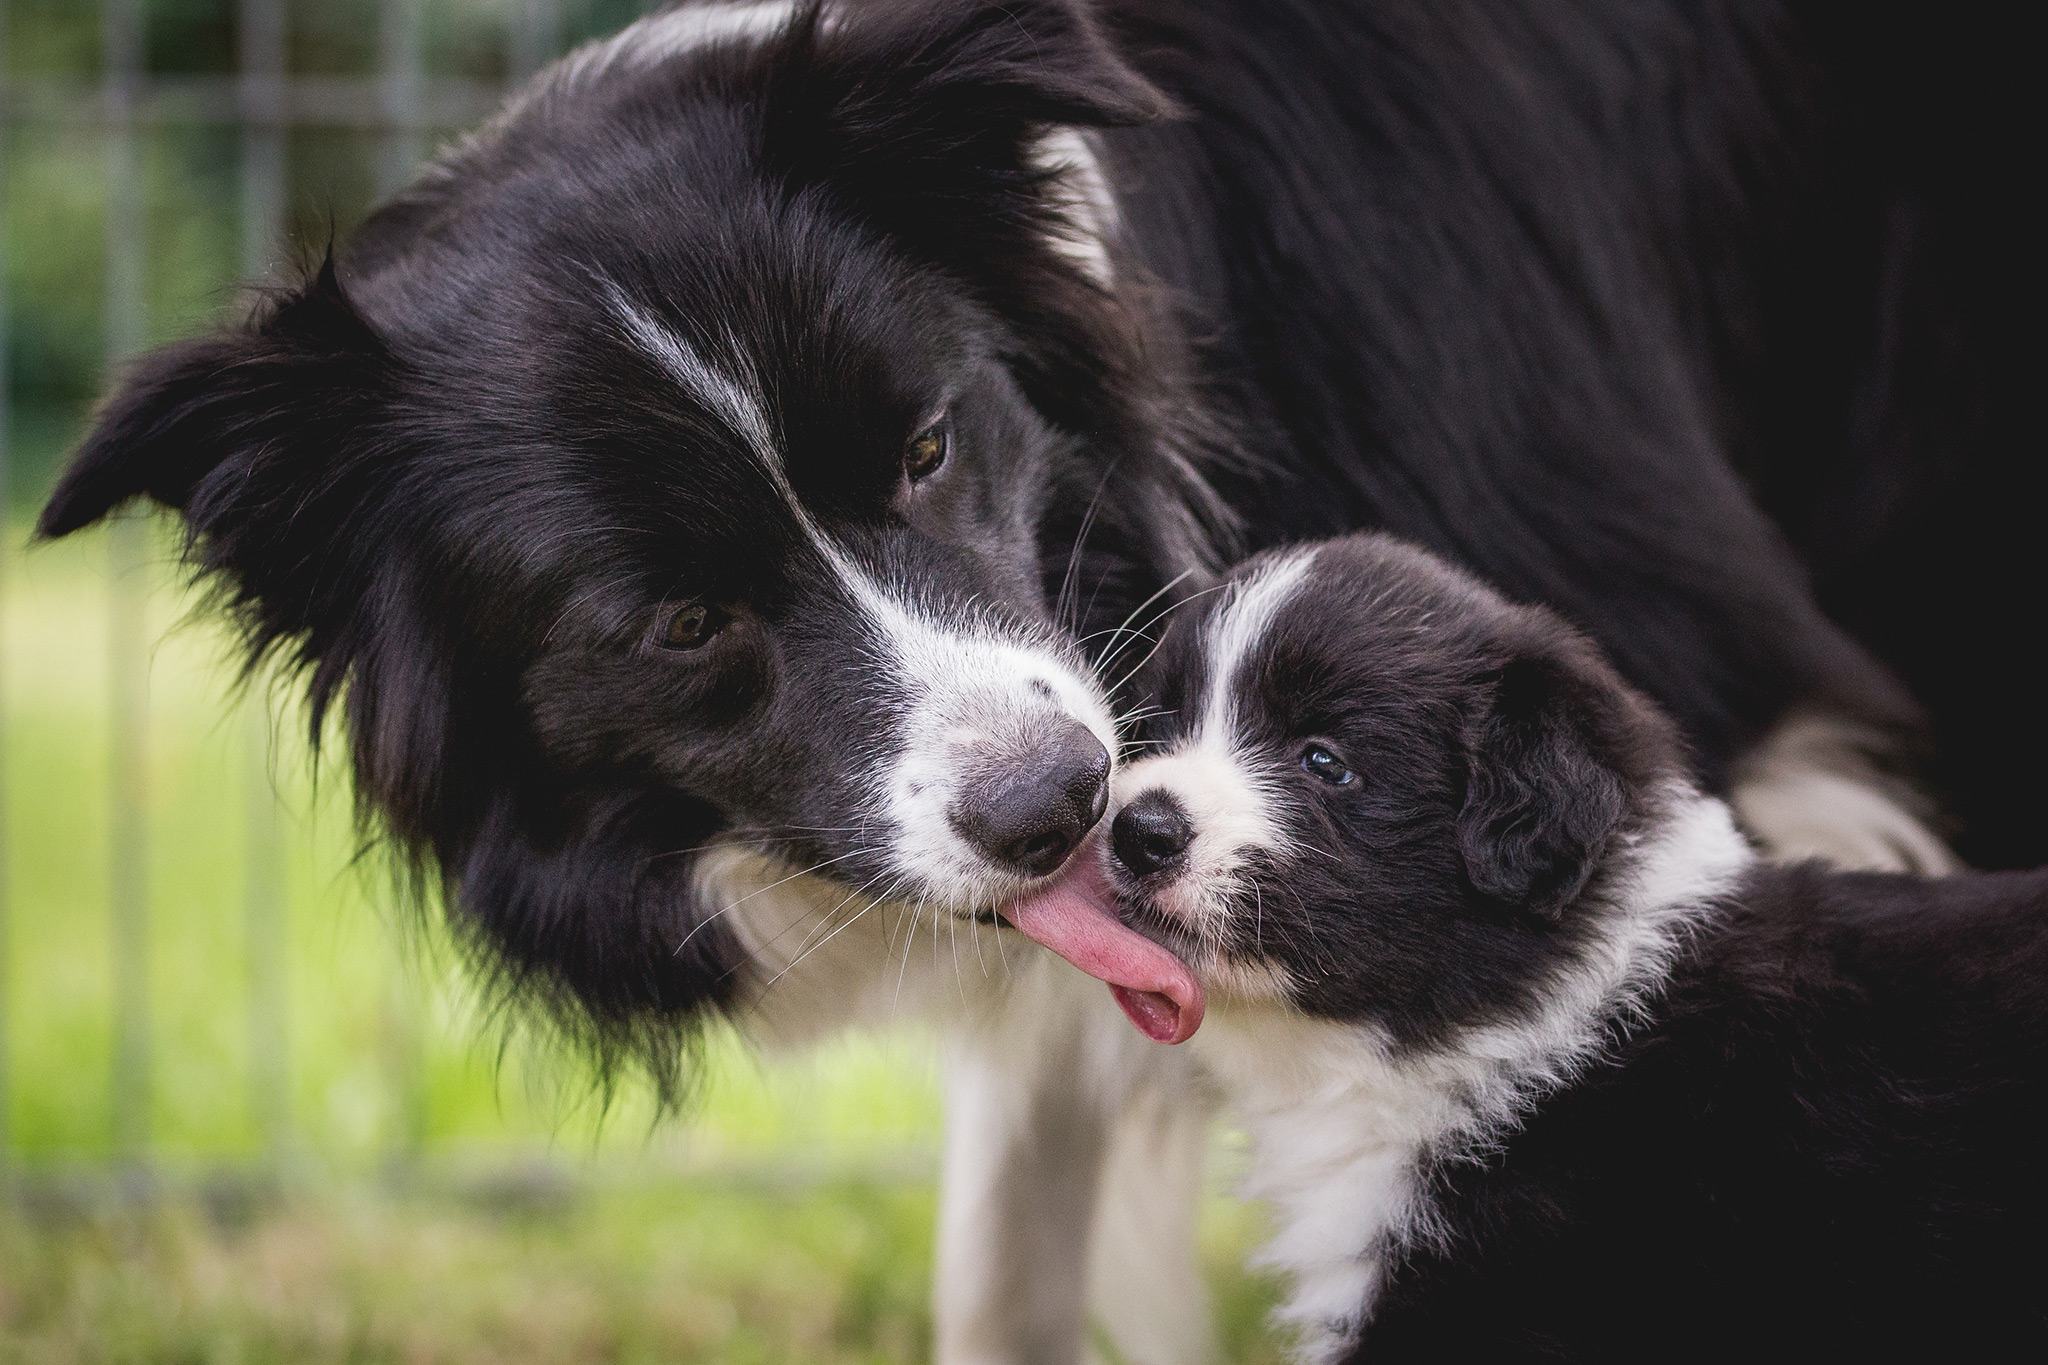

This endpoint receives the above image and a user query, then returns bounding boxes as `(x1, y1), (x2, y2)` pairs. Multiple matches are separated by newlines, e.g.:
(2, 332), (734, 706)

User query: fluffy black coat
(1362, 862), (2048, 1362)
(1107, 0), (2034, 854)
(34, 0), (2032, 1077)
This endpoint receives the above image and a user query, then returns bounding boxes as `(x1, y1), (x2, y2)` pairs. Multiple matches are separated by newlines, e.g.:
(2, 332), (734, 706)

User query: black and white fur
(35, 2), (2029, 1360)
(1106, 534), (2048, 1362)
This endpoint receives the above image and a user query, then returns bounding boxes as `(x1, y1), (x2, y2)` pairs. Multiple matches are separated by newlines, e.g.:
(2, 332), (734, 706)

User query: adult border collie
(36, 2), (2028, 1360)
(1091, 533), (2048, 1362)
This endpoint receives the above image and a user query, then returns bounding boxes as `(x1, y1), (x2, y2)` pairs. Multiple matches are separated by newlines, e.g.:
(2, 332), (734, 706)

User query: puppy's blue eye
(1301, 745), (1355, 786)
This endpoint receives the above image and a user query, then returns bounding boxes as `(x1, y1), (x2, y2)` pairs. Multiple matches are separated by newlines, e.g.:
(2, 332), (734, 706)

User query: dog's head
(1072, 534), (1684, 1048)
(37, 1), (1222, 1086)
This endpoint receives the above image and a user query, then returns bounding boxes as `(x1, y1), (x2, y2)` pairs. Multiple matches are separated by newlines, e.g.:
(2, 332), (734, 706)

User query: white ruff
(1194, 790), (1755, 1363)
(701, 844), (1219, 1365)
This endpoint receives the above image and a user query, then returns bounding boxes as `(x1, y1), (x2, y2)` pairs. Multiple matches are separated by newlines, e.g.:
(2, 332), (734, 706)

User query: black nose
(1112, 791), (1195, 877)
(950, 720), (1112, 877)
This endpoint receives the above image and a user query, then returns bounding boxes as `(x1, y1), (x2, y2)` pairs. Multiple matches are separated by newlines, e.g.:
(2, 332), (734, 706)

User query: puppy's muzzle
(1112, 790), (1195, 877)
(949, 719), (1111, 876)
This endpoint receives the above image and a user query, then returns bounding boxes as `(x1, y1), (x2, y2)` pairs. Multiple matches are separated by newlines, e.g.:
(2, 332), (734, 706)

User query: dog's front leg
(934, 957), (1216, 1365)
(1728, 711), (1958, 873)
(1083, 1080), (1216, 1365)
(935, 967), (1112, 1365)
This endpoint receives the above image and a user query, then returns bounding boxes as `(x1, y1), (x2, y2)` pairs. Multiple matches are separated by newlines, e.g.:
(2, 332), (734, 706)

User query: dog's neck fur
(1194, 786), (1756, 1364)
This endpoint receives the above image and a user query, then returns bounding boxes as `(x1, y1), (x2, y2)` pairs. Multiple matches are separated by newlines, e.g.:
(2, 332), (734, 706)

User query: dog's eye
(1301, 744), (1355, 786)
(905, 418), (951, 482)
(656, 601), (727, 651)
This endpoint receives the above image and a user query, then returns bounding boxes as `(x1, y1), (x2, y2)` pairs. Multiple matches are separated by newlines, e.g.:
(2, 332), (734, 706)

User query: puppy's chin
(1114, 882), (1300, 1009)
(1199, 952), (1301, 1007)
(1107, 883), (1207, 962)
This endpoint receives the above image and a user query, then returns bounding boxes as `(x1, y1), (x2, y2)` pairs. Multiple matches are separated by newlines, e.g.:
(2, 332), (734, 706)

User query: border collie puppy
(1068, 533), (2048, 1362)
(35, 2), (2017, 1359)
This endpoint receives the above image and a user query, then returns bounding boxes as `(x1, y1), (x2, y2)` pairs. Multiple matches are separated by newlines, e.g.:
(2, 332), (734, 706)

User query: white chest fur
(1194, 792), (1754, 1363)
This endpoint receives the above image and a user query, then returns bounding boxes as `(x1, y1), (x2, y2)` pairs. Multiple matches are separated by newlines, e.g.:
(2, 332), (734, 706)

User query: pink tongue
(1003, 856), (1205, 1044)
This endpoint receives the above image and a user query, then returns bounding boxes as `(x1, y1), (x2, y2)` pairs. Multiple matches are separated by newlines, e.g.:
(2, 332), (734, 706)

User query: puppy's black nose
(1112, 791), (1195, 876)
(951, 720), (1111, 877)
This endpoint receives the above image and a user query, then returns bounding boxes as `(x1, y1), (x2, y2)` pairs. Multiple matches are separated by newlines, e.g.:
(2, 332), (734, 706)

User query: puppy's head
(1103, 535), (1682, 1045)
(35, 1), (1213, 1088)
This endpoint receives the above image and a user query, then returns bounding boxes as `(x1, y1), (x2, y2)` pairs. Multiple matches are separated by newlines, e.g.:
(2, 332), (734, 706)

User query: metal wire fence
(0, 0), (682, 1179)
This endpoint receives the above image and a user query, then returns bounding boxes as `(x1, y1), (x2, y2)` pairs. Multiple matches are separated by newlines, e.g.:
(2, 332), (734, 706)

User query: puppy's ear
(1457, 643), (1638, 919)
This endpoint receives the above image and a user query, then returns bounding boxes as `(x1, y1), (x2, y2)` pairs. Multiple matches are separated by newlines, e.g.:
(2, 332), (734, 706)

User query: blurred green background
(0, 2), (1279, 1360)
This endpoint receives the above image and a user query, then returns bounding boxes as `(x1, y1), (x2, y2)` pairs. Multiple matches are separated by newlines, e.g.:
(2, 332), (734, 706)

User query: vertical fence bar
(511, 0), (562, 81)
(378, 0), (424, 196)
(0, 0), (14, 1187)
(240, 0), (290, 1166)
(377, 0), (428, 1162)
(104, 0), (151, 1171)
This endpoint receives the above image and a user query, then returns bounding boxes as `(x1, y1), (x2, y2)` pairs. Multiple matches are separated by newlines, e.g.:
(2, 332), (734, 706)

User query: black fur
(35, 0), (2032, 1084)
(1361, 861), (2048, 1361)
(1117, 534), (2048, 1356)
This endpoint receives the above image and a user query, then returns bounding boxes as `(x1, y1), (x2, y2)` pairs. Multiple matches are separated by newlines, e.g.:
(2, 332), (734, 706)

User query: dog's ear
(38, 259), (391, 543)
(763, 0), (1171, 240)
(768, 0), (1170, 147)
(761, 1), (1180, 477)
(36, 261), (459, 835)
(37, 261), (399, 696)
(1457, 638), (1642, 919)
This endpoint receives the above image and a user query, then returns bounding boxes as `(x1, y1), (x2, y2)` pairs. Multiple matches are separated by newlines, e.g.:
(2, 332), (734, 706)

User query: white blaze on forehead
(1196, 546), (1319, 749)
(634, 0), (804, 55)
(608, 287), (779, 468)
(1107, 548), (1319, 947)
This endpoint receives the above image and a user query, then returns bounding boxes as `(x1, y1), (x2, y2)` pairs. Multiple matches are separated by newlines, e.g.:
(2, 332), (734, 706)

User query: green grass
(2, 1176), (947, 1364)
(0, 524), (1285, 1360)
(0, 1176), (1285, 1365)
